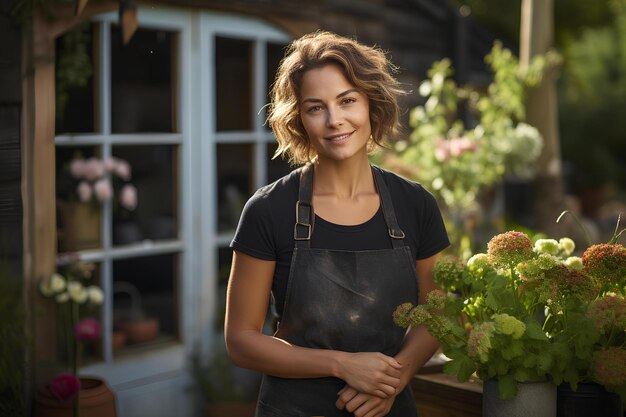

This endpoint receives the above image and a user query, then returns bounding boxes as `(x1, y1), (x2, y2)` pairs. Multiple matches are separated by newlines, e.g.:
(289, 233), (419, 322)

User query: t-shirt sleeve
(416, 188), (450, 260)
(230, 192), (276, 261)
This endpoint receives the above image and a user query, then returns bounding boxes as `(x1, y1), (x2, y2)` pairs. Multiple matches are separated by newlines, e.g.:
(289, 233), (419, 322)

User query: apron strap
(372, 166), (406, 249)
(294, 163), (406, 248)
(294, 163), (314, 248)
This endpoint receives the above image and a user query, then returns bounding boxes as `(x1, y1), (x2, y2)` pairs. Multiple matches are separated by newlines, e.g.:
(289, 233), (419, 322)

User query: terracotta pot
(112, 330), (126, 351)
(34, 377), (118, 417)
(206, 402), (256, 417)
(117, 317), (159, 344)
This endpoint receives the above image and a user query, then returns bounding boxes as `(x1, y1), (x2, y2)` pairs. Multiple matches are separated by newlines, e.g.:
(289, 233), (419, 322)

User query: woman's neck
(312, 155), (375, 199)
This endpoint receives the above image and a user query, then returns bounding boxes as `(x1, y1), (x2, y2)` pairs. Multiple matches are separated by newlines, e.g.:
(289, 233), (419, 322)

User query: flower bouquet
(394, 223), (626, 401)
(68, 156), (137, 211)
(38, 262), (105, 416)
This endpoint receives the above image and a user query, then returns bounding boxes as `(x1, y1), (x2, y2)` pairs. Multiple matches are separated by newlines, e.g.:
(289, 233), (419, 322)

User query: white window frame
(55, 6), (291, 387)
(56, 7), (194, 386)
(197, 12), (290, 351)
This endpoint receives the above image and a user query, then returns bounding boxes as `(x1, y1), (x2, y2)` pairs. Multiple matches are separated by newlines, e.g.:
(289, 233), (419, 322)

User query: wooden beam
(519, 0), (565, 234)
(22, 7), (59, 388)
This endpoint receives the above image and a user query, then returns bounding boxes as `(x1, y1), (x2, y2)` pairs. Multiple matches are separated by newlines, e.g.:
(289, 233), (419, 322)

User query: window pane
(113, 253), (179, 354)
(55, 23), (95, 134)
(216, 37), (252, 131)
(265, 42), (286, 131)
(56, 146), (102, 252)
(267, 142), (293, 183)
(111, 26), (175, 133)
(217, 143), (253, 232)
(111, 145), (178, 245)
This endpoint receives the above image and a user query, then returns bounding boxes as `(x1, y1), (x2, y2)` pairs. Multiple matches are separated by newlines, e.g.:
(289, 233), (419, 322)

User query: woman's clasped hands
(335, 351), (404, 417)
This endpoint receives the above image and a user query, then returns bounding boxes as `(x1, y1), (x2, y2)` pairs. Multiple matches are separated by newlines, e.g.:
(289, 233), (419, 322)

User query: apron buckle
(388, 228), (405, 239)
(294, 223), (312, 240)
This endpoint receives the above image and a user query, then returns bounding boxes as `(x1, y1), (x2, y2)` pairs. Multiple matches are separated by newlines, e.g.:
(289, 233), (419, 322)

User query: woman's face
(299, 64), (371, 163)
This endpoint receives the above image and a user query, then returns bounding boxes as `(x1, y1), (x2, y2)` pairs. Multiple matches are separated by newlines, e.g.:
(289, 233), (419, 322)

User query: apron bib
(256, 164), (419, 417)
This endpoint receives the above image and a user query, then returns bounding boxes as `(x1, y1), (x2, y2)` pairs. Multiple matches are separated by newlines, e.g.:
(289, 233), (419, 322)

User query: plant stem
(71, 301), (79, 417)
(557, 210), (592, 246)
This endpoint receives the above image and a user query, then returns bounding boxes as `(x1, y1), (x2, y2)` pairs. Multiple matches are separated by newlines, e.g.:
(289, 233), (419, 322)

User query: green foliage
(55, 22), (92, 122)
(381, 42), (554, 258)
(559, 0), (626, 188)
(189, 340), (260, 404)
(394, 229), (626, 400)
(0, 263), (27, 417)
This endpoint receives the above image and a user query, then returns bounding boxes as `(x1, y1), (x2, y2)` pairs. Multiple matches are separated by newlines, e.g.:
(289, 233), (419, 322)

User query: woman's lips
(325, 131), (353, 144)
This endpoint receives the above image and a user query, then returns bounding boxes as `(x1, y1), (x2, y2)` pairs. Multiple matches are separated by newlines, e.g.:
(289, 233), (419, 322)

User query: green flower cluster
(394, 228), (626, 401)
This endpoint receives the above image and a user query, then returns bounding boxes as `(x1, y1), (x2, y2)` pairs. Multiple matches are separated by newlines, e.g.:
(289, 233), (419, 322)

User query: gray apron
(256, 164), (419, 417)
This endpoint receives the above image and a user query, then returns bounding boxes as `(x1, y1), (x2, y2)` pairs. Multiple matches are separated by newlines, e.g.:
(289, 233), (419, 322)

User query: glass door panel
(215, 37), (253, 131)
(217, 143), (253, 232)
(111, 26), (176, 133)
(111, 145), (178, 246)
(112, 253), (179, 355)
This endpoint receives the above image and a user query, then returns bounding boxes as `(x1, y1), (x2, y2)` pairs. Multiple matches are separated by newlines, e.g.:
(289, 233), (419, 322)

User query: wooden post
(519, 0), (565, 235)
(22, 1), (118, 390)
(22, 7), (59, 390)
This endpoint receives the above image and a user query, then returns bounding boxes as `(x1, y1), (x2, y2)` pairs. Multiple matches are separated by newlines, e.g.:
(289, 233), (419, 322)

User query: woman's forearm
(226, 329), (346, 379)
(394, 325), (440, 390)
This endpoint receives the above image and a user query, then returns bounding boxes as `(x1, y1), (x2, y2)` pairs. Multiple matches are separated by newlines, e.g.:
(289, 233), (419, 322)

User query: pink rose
(48, 373), (81, 402)
(104, 157), (117, 172)
(93, 178), (113, 202)
(84, 158), (105, 181)
(74, 317), (102, 342)
(76, 182), (92, 203)
(114, 159), (132, 181)
(70, 159), (86, 179)
(120, 184), (138, 210)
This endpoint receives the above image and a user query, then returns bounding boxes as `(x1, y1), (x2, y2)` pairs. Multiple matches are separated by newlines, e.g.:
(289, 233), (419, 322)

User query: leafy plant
(189, 340), (260, 405)
(0, 263), (28, 417)
(394, 226), (626, 400)
(377, 42), (558, 259)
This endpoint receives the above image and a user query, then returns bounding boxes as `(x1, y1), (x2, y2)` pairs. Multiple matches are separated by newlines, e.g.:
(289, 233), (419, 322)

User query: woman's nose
(325, 107), (343, 128)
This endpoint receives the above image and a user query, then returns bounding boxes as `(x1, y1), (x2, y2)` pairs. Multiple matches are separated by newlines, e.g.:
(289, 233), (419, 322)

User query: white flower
(40, 273), (67, 296)
(39, 280), (55, 297)
(534, 239), (559, 255)
(55, 292), (70, 303)
(565, 256), (583, 271)
(67, 281), (88, 304)
(87, 286), (104, 305)
(50, 273), (66, 293)
(558, 238), (576, 256)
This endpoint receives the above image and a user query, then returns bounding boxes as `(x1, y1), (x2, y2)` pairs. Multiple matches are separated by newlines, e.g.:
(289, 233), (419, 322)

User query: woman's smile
(325, 131), (355, 144)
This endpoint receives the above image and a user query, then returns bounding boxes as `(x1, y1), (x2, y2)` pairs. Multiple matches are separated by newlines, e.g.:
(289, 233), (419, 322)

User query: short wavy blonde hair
(268, 31), (406, 165)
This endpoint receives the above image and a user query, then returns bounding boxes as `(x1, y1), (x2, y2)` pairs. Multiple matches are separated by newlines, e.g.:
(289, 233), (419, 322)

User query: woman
(225, 31), (449, 417)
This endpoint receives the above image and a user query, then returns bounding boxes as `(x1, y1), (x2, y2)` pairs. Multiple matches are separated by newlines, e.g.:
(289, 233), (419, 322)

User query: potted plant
(189, 340), (260, 417)
(394, 223), (626, 416)
(57, 155), (138, 251)
(34, 261), (118, 417)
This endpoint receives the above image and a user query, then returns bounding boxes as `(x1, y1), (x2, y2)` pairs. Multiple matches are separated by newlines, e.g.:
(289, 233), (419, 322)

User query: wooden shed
(0, 1), (497, 415)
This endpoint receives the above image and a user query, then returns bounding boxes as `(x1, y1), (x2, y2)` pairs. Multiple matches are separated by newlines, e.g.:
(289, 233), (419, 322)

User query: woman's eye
(341, 98), (356, 105)
(307, 105), (322, 113)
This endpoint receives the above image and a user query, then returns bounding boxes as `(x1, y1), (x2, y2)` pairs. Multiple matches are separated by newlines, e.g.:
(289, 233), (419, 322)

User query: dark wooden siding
(0, 0), (23, 275)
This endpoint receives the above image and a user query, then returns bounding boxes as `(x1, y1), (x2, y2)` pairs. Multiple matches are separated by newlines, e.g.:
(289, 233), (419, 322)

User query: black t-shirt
(230, 165), (450, 319)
